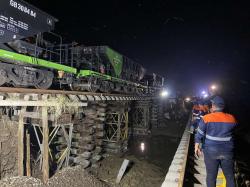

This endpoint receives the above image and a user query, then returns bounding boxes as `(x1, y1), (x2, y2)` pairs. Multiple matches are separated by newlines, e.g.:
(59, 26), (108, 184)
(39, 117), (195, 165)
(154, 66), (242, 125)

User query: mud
(94, 155), (165, 187)
(93, 133), (182, 187)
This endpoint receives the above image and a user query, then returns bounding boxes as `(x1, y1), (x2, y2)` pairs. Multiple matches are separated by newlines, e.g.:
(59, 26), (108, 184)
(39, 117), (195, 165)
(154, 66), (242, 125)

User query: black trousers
(203, 147), (235, 187)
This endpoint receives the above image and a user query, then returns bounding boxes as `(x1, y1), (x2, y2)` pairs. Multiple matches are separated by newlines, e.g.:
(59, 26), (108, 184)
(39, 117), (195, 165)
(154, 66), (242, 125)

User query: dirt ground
(47, 166), (108, 187)
(94, 155), (165, 187)
(0, 166), (109, 187)
(0, 116), (18, 179)
(0, 155), (165, 187)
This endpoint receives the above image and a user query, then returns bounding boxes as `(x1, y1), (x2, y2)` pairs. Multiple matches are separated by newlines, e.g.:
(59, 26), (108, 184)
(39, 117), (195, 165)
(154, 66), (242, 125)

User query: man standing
(195, 96), (237, 187)
(190, 99), (207, 132)
(191, 99), (200, 130)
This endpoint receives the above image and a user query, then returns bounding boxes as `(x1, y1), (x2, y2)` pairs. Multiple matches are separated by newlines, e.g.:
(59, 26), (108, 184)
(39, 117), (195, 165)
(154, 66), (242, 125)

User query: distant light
(202, 91), (206, 95)
(160, 90), (169, 97)
(140, 142), (145, 152)
(203, 94), (208, 98)
(211, 85), (217, 90)
(185, 97), (191, 102)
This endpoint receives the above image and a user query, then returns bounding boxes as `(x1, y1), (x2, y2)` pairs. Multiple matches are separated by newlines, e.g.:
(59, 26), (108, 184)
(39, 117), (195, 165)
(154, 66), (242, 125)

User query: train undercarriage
(0, 62), (54, 89)
(0, 61), (146, 94)
(68, 77), (144, 94)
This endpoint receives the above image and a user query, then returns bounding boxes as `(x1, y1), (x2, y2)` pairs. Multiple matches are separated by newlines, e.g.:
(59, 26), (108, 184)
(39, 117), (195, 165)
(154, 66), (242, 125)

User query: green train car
(63, 45), (147, 92)
(0, 0), (163, 94)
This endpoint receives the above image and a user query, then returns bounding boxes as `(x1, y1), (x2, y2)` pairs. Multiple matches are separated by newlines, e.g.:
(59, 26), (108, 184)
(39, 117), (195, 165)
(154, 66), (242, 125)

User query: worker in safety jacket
(191, 99), (206, 132)
(203, 99), (211, 114)
(192, 100), (200, 119)
(195, 96), (237, 187)
(198, 100), (208, 117)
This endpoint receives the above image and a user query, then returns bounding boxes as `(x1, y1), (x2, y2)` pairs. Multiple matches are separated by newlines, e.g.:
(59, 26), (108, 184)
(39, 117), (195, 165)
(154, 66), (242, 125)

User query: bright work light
(211, 85), (217, 90)
(140, 142), (145, 152)
(160, 90), (169, 97)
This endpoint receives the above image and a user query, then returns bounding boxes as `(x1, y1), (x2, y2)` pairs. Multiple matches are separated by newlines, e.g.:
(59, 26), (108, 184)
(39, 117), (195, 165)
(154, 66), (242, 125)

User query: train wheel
(35, 71), (53, 89)
(122, 85), (129, 94)
(114, 83), (122, 93)
(0, 70), (7, 86)
(70, 83), (81, 91)
(108, 82), (114, 93)
(129, 86), (136, 94)
(88, 77), (99, 92)
(99, 81), (110, 93)
(88, 84), (99, 92)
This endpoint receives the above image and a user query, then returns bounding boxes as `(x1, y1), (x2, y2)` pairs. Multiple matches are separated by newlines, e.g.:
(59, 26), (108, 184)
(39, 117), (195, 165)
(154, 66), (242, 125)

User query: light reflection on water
(128, 135), (180, 170)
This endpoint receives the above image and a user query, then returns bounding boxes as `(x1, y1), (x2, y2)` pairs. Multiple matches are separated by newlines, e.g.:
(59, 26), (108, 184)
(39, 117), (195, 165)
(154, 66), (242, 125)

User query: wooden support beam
(42, 106), (49, 183)
(23, 112), (57, 122)
(26, 131), (31, 177)
(18, 107), (26, 176)
(0, 100), (87, 107)
(117, 113), (121, 142)
(0, 141), (2, 179)
(116, 159), (130, 184)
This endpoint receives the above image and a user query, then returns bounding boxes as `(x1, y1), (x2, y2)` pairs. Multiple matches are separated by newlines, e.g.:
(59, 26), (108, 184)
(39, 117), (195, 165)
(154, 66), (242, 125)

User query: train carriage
(0, 0), (164, 94)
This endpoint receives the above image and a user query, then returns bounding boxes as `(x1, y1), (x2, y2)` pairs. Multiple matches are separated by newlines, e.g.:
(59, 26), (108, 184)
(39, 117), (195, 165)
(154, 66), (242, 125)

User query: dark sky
(27, 0), (250, 95)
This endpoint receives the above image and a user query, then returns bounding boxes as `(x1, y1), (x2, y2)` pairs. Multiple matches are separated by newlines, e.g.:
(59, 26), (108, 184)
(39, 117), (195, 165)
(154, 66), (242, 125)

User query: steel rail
(0, 86), (150, 97)
(0, 87), (153, 102)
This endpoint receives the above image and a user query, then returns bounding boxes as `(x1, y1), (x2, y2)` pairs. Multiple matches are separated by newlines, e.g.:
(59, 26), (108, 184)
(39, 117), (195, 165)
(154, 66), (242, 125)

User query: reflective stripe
(194, 117), (201, 120)
(206, 135), (232, 141)
(197, 128), (205, 135)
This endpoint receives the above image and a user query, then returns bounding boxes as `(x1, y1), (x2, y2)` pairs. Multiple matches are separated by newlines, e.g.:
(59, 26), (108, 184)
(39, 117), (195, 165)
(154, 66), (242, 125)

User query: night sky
(27, 0), (250, 96)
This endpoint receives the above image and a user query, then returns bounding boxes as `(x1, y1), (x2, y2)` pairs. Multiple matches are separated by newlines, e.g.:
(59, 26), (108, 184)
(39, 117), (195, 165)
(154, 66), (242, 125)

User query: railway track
(0, 87), (133, 96)
(0, 87), (151, 101)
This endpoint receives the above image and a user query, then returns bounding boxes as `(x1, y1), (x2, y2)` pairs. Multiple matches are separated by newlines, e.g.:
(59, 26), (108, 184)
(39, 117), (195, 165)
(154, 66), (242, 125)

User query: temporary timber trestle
(0, 87), (155, 183)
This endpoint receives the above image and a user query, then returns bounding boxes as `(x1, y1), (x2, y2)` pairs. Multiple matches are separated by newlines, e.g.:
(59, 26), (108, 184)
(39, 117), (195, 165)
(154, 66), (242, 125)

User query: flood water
(128, 135), (181, 171)
(127, 116), (188, 172)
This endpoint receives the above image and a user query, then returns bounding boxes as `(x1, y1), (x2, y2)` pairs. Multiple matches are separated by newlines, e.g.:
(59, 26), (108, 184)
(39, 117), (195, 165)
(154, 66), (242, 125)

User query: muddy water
(128, 117), (187, 172)
(95, 118), (187, 187)
(128, 135), (180, 171)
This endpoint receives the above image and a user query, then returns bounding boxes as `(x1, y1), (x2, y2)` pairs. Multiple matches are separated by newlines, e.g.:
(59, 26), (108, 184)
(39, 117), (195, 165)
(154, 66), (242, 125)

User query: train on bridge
(0, 0), (164, 94)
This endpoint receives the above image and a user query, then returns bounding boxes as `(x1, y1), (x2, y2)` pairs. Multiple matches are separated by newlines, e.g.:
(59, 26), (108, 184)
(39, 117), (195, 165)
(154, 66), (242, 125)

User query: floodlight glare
(140, 142), (145, 152)
(203, 94), (208, 98)
(211, 85), (217, 90)
(160, 90), (169, 97)
(185, 97), (191, 102)
(202, 91), (206, 95)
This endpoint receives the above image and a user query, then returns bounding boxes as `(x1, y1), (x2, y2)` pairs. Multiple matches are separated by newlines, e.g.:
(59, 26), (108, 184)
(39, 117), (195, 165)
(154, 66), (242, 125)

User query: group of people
(191, 99), (210, 131)
(190, 95), (237, 187)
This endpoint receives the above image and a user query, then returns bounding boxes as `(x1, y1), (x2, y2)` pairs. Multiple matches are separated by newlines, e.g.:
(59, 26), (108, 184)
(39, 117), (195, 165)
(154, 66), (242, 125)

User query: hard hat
(211, 96), (225, 108)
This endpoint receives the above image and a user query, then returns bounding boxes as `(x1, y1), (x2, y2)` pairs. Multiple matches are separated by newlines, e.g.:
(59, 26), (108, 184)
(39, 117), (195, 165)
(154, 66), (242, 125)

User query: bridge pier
(0, 87), (153, 182)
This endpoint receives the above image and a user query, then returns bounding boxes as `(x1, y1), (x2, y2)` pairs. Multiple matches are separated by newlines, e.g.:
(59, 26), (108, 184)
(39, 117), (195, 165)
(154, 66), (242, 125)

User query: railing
(161, 114), (227, 187)
(161, 119), (191, 187)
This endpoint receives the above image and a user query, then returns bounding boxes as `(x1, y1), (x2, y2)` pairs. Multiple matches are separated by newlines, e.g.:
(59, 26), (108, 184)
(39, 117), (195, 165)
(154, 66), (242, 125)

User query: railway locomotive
(0, 0), (164, 94)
